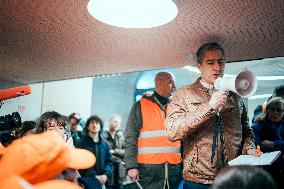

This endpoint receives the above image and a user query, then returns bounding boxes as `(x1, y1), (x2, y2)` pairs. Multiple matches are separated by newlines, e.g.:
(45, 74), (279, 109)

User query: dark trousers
(106, 163), (122, 189)
(183, 180), (210, 189)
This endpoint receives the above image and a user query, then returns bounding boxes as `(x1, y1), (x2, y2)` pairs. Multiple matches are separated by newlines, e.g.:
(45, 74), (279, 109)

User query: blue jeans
(183, 180), (210, 189)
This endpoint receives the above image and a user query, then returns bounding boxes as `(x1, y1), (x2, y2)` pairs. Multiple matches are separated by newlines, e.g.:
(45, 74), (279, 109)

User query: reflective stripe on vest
(138, 147), (180, 154)
(139, 130), (166, 138)
(137, 98), (181, 164)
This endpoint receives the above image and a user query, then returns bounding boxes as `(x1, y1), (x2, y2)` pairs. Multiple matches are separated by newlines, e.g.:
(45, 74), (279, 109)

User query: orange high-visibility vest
(137, 98), (181, 164)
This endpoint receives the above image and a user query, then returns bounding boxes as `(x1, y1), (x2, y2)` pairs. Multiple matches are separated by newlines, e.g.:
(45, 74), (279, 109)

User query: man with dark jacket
(102, 114), (125, 189)
(125, 72), (182, 189)
(68, 112), (83, 145)
(76, 115), (112, 189)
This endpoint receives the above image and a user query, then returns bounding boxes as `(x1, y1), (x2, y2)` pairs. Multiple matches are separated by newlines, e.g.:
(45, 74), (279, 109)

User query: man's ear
(196, 63), (201, 69)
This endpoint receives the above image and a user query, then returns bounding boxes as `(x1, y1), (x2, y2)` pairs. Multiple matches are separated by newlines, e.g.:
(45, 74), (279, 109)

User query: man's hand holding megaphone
(209, 90), (228, 112)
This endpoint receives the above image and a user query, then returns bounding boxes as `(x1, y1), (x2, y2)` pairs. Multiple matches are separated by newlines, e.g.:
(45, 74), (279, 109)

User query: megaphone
(214, 70), (257, 98)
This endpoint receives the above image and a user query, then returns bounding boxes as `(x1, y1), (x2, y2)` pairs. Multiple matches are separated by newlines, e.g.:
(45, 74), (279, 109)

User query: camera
(0, 112), (21, 146)
(0, 112), (22, 131)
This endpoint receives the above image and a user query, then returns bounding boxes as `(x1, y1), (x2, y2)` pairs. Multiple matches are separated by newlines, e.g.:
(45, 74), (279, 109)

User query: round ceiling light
(87, 0), (178, 28)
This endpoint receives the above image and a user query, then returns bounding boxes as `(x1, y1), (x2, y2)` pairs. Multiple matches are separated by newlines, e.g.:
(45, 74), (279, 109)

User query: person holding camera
(76, 115), (113, 189)
(102, 114), (125, 189)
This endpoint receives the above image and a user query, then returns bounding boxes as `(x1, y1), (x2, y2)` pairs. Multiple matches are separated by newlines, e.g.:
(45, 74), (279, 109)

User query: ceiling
(1, 0), (284, 90)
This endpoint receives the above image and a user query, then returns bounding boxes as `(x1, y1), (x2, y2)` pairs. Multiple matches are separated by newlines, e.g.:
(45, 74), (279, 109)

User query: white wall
(41, 77), (93, 119)
(1, 78), (93, 122)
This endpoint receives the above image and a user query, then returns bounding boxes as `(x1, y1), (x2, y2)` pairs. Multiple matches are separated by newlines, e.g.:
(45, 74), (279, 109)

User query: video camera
(0, 85), (31, 146)
(0, 112), (22, 131)
(0, 112), (22, 146)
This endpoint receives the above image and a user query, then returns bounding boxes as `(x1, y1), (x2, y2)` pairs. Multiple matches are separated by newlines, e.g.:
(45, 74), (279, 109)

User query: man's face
(69, 118), (78, 132)
(196, 50), (225, 84)
(109, 117), (121, 131)
(267, 103), (284, 123)
(88, 120), (101, 134)
(45, 119), (65, 138)
(160, 74), (176, 98)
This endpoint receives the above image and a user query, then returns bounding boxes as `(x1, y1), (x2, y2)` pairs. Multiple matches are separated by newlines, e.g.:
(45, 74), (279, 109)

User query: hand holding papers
(228, 151), (281, 166)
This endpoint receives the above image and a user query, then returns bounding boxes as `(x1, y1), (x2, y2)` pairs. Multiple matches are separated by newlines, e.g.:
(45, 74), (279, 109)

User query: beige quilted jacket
(165, 79), (255, 184)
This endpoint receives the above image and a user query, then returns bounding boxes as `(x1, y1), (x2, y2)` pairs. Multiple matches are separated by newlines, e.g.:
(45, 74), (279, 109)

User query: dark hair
(211, 165), (277, 189)
(18, 121), (36, 137)
(273, 85), (284, 96)
(36, 111), (66, 133)
(85, 115), (104, 133)
(196, 42), (225, 64)
(255, 97), (284, 123)
(68, 113), (80, 123)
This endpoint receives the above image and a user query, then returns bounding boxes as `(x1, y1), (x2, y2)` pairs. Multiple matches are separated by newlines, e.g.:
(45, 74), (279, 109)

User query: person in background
(102, 114), (125, 189)
(125, 72), (182, 189)
(17, 120), (36, 137)
(69, 113), (83, 145)
(252, 96), (284, 188)
(64, 120), (76, 148)
(36, 111), (66, 139)
(76, 115), (112, 189)
(252, 85), (284, 123)
(211, 165), (277, 189)
(165, 42), (258, 189)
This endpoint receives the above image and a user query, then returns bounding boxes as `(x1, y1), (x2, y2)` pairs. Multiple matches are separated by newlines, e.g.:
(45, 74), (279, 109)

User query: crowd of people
(0, 111), (124, 189)
(1, 42), (284, 189)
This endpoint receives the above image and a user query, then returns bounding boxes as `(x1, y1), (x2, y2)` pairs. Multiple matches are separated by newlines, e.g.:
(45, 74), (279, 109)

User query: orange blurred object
(257, 145), (261, 156)
(0, 131), (96, 184)
(1, 176), (83, 189)
(0, 86), (31, 101)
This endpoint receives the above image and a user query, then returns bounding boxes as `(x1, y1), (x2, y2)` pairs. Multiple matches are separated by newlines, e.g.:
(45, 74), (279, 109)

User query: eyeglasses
(268, 107), (284, 113)
(46, 124), (65, 130)
(45, 120), (65, 130)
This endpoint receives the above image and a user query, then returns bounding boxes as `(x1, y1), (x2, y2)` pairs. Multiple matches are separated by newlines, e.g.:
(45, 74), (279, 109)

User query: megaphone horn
(214, 70), (257, 98)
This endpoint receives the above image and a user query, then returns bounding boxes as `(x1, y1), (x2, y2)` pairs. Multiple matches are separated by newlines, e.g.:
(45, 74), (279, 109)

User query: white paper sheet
(228, 151), (281, 166)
